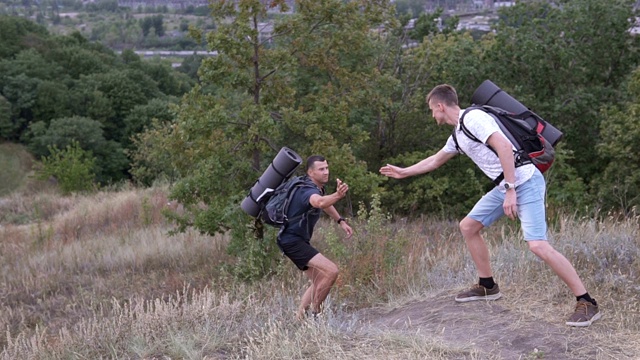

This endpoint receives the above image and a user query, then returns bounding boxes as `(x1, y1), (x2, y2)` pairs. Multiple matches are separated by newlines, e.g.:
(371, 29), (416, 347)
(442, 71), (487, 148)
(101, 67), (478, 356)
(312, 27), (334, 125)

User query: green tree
(0, 15), (48, 59)
(410, 8), (458, 40)
(123, 98), (175, 148)
(33, 80), (72, 121)
(369, 31), (491, 217)
(0, 95), (12, 140)
(0, 73), (40, 138)
(393, 0), (425, 17)
(128, 118), (181, 186)
(177, 54), (204, 80)
(28, 116), (129, 184)
(37, 140), (96, 195)
(485, 0), (640, 194)
(79, 69), (158, 142)
(139, 15), (164, 37)
(0, 48), (63, 81)
(134, 58), (194, 97)
(152, 14), (164, 37)
(595, 68), (640, 213)
(133, 0), (394, 278)
(46, 45), (110, 79)
(139, 16), (153, 37)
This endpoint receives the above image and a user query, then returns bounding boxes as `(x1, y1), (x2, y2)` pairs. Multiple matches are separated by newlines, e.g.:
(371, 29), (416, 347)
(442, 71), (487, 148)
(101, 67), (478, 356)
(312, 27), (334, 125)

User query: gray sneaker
(455, 284), (502, 302)
(566, 299), (601, 327)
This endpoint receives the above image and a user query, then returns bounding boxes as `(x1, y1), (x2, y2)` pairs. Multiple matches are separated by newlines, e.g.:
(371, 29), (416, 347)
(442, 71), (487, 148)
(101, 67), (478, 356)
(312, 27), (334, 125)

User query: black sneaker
(455, 284), (502, 302)
(566, 299), (601, 327)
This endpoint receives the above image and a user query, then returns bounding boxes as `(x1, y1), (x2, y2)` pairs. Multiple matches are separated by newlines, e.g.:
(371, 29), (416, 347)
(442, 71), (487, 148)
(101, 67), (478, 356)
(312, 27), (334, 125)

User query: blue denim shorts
(467, 169), (547, 241)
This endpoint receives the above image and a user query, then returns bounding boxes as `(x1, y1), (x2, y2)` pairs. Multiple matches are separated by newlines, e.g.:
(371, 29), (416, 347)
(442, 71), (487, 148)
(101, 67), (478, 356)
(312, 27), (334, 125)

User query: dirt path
(354, 290), (625, 359)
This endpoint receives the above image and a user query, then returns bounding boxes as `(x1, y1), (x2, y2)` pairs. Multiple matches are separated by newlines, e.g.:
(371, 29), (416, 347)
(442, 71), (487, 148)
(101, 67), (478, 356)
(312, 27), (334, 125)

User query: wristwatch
(337, 217), (346, 224)
(504, 182), (516, 191)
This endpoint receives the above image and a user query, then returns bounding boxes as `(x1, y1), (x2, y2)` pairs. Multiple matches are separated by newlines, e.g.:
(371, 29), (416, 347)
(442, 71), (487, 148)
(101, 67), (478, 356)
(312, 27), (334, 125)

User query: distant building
(116, 0), (295, 11)
(117, 0), (208, 9)
(457, 15), (492, 32)
(494, 1), (515, 8)
(257, 22), (274, 44)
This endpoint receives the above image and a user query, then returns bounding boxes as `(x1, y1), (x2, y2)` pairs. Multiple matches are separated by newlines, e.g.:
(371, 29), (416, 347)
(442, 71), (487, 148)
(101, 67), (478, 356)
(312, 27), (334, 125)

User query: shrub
(36, 140), (96, 195)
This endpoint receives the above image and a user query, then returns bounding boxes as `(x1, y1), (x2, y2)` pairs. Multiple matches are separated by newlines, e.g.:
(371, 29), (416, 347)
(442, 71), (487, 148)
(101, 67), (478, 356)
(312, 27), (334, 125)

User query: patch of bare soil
(354, 289), (628, 359)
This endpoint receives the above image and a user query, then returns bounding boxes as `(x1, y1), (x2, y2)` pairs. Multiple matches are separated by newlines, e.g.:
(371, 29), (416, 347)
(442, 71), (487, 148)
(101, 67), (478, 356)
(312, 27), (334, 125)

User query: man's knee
(308, 254), (339, 281)
(527, 240), (554, 257)
(326, 262), (339, 281)
(460, 217), (482, 238)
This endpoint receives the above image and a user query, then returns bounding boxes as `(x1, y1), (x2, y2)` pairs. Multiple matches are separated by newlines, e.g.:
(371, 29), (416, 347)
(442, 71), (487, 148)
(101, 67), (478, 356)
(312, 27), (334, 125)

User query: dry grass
(1, 187), (639, 359)
(0, 142), (37, 197)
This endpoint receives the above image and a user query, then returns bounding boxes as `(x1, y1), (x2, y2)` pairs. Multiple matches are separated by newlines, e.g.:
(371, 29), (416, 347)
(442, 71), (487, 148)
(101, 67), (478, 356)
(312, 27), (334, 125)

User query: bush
(37, 141), (96, 195)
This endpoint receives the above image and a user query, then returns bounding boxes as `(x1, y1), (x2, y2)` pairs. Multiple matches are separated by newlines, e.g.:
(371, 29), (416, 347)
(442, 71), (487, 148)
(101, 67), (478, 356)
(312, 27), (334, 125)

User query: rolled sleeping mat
(471, 80), (563, 146)
(240, 147), (303, 217)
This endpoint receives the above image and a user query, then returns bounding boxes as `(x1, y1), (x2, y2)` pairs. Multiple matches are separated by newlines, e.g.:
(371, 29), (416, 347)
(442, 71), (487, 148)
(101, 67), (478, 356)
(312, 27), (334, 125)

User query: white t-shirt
(442, 108), (535, 187)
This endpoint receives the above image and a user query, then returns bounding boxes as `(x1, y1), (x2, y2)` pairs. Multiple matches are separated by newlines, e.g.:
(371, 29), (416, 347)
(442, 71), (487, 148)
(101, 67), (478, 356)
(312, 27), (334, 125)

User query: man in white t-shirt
(379, 84), (601, 327)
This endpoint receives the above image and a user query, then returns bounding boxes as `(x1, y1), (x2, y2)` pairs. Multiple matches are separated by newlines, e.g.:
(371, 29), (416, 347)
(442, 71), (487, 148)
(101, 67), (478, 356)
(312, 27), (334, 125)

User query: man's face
(428, 99), (446, 125)
(308, 160), (330, 185)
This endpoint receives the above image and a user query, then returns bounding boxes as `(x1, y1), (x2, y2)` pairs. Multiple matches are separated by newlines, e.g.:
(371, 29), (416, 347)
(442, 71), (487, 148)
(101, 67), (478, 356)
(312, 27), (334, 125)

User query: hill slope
(0, 142), (35, 196)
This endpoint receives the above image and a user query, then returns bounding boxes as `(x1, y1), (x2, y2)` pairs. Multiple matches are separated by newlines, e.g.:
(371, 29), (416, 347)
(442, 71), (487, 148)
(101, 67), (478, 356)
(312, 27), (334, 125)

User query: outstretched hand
(379, 164), (405, 179)
(336, 178), (349, 198)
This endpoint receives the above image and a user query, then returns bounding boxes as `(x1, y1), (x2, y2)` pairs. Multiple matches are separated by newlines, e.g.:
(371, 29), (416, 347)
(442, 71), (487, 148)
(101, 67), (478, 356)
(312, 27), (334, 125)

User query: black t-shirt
(278, 179), (323, 244)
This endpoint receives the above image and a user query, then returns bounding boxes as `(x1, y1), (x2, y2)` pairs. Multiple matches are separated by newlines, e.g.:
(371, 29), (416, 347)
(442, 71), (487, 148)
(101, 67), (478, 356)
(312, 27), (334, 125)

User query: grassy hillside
(0, 142), (35, 197)
(1, 187), (639, 358)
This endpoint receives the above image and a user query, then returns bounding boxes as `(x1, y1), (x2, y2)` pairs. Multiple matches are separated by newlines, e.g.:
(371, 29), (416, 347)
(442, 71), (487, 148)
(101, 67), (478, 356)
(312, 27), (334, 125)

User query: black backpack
(260, 176), (316, 227)
(452, 105), (557, 185)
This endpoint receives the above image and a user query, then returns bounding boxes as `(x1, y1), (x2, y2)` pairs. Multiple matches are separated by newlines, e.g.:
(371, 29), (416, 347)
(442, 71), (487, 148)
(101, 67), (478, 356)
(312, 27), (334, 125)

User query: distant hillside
(0, 143), (35, 196)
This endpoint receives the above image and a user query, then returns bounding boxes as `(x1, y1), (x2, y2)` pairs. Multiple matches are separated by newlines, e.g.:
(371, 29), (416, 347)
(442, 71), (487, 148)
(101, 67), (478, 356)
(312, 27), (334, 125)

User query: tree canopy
(3, 0), (640, 238)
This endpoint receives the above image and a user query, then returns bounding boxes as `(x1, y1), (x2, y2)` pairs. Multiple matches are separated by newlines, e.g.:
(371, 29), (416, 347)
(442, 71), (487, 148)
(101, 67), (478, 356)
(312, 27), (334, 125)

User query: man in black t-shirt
(277, 155), (353, 320)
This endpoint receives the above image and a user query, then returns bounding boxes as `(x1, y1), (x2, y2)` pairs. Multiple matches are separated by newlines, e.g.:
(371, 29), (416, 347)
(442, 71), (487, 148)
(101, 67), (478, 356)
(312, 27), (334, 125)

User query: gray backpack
(260, 176), (315, 227)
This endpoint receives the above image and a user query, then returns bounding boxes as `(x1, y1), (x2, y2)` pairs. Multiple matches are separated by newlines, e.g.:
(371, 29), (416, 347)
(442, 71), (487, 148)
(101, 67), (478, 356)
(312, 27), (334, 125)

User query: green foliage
(0, 15), (48, 59)
(0, 95), (13, 140)
(544, 147), (590, 214)
(393, 0), (425, 17)
(324, 192), (409, 302)
(0, 18), (193, 183)
(37, 140), (96, 194)
(177, 54), (204, 80)
(410, 9), (458, 40)
(128, 0), (396, 273)
(595, 68), (640, 212)
(123, 98), (175, 148)
(224, 220), (283, 281)
(139, 15), (164, 37)
(486, 0), (640, 188)
(86, 0), (121, 13)
(0, 73), (41, 140)
(4, 0), (640, 250)
(380, 151), (486, 218)
(128, 119), (181, 186)
(28, 116), (129, 184)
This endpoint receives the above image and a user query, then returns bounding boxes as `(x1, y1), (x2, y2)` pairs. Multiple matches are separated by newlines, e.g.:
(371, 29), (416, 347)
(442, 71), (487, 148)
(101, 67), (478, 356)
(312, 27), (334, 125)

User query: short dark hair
(427, 84), (459, 106)
(305, 155), (326, 171)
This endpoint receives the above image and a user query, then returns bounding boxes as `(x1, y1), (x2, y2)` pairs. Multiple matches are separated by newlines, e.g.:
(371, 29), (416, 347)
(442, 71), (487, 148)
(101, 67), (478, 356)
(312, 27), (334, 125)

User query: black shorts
(277, 238), (319, 271)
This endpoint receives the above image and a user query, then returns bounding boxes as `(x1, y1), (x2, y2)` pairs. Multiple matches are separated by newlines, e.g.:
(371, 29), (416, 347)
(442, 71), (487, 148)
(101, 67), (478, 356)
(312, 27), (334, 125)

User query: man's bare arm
(380, 149), (456, 179)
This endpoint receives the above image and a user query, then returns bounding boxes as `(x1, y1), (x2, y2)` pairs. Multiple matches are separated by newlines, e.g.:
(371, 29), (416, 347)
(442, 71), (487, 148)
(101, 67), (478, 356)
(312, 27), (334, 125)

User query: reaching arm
(309, 178), (349, 209)
(379, 149), (456, 179)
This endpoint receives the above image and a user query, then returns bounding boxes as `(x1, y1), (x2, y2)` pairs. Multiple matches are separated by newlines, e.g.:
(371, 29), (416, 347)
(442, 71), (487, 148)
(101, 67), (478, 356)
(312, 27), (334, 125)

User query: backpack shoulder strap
(453, 107), (485, 154)
(459, 107), (483, 143)
(282, 176), (319, 224)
